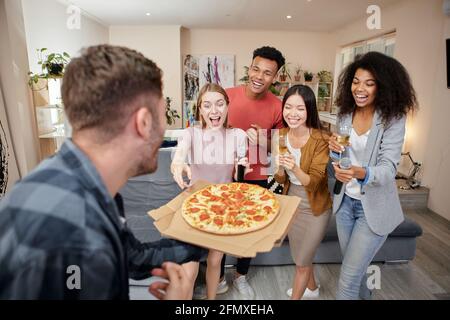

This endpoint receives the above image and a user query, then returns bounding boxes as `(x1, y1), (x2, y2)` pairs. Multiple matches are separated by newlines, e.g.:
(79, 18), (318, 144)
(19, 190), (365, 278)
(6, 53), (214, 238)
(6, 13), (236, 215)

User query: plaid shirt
(0, 139), (205, 300)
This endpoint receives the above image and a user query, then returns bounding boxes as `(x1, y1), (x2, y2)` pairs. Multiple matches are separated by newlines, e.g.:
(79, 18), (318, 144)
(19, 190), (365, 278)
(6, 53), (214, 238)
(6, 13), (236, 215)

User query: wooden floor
(214, 208), (450, 300)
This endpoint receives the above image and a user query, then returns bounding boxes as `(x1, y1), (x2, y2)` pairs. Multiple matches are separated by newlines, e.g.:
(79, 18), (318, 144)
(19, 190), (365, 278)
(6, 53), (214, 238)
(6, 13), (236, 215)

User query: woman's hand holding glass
(279, 153), (297, 171)
(329, 125), (352, 159)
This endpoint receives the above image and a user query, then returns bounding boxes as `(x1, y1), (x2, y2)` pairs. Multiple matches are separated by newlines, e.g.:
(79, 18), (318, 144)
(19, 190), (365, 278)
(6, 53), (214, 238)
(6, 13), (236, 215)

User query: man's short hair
(62, 45), (163, 140)
(252, 46), (286, 71)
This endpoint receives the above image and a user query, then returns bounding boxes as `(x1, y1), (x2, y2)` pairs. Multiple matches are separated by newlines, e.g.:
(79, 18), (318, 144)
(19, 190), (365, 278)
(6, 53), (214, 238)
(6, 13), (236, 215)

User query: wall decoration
(182, 54), (234, 128)
(183, 101), (197, 128)
(199, 55), (234, 89)
(0, 120), (9, 197)
(183, 55), (199, 101)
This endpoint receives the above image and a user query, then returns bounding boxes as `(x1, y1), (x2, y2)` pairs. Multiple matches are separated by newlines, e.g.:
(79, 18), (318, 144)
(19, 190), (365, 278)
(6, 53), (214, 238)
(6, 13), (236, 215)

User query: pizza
(181, 183), (280, 235)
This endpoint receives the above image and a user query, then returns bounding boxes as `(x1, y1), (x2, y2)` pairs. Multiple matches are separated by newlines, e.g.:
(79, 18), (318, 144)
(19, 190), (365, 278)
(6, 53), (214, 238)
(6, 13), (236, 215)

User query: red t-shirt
(226, 85), (284, 180)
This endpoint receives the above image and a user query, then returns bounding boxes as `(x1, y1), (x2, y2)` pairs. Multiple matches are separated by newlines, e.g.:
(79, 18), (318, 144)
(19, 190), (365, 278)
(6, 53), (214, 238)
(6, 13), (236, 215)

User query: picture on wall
(183, 101), (197, 128)
(182, 54), (235, 128)
(199, 55), (234, 89)
(183, 54), (199, 101)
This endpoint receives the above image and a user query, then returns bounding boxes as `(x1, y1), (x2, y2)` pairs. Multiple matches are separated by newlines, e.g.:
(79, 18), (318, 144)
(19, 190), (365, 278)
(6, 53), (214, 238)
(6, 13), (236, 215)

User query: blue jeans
(336, 194), (388, 300)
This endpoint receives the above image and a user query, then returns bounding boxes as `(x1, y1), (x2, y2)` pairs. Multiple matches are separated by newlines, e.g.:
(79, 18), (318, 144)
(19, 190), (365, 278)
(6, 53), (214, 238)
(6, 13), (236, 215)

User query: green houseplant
(279, 63), (291, 82)
(317, 70), (333, 83)
(165, 97), (180, 126)
(294, 65), (303, 82)
(304, 71), (314, 82)
(239, 66), (250, 84)
(28, 48), (70, 86)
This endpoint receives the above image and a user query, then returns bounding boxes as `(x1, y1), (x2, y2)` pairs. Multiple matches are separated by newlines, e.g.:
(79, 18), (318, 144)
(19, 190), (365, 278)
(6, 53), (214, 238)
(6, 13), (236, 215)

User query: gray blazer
(330, 111), (406, 236)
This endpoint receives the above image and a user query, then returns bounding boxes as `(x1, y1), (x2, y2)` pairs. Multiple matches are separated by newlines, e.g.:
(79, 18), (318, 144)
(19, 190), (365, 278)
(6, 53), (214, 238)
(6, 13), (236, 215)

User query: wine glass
(279, 132), (288, 155)
(337, 125), (351, 148)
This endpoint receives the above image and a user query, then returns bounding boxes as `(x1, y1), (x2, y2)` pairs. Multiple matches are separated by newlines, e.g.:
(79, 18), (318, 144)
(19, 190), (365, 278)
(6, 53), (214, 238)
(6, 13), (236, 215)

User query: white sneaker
(193, 278), (229, 300)
(217, 278), (229, 294)
(233, 275), (255, 299)
(286, 285), (320, 299)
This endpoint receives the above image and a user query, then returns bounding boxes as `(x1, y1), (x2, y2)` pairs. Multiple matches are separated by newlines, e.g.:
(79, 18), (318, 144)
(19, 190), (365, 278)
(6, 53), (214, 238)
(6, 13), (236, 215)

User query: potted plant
(165, 97), (180, 126)
(293, 65), (303, 82)
(304, 71), (314, 82)
(28, 48), (70, 86)
(279, 63), (291, 82)
(239, 66), (250, 84)
(317, 70), (333, 83)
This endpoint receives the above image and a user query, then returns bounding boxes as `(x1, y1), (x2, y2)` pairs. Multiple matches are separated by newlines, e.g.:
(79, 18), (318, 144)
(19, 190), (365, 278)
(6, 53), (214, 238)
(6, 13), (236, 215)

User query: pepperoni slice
(202, 190), (212, 197)
(263, 206), (272, 213)
(234, 220), (244, 226)
(243, 200), (255, 206)
(228, 211), (238, 217)
(214, 218), (223, 226)
(211, 195), (222, 202)
(211, 207), (225, 215)
(190, 207), (201, 213)
(240, 184), (249, 190)
(253, 215), (264, 221)
(220, 185), (229, 191)
(233, 192), (244, 200)
(245, 209), (256, 215)
(260, 195), (271, 201)
(190, 198), (199, 203)
(221, 192), (230, 198)
(200, 214), (210, 221)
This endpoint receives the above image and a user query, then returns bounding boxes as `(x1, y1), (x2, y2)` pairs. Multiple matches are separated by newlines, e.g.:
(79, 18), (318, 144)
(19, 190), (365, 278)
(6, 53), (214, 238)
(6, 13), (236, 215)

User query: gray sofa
(120, 148), (423, 266)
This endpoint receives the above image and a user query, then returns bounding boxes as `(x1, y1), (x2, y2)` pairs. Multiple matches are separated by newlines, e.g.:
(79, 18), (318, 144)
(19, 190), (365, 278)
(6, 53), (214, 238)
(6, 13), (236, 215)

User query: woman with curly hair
(328, 51), (418, 300)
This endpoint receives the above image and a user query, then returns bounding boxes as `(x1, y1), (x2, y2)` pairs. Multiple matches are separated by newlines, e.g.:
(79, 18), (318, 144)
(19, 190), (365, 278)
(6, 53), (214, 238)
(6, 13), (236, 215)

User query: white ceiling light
(286, 15), (292, 19)
(145, 12), (151, 16)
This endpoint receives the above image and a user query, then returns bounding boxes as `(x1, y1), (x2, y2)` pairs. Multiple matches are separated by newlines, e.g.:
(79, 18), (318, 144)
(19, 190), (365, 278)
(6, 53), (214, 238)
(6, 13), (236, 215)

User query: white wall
(22, 0), (109, 74)
(109, 25), (183, 129)
(181, 28), (336, 87)
(332, 0), (450, 220)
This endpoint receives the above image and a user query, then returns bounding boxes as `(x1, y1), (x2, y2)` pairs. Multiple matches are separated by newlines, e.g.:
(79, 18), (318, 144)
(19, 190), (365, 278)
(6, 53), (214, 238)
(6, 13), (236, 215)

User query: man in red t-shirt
(223, 46), (285, 299)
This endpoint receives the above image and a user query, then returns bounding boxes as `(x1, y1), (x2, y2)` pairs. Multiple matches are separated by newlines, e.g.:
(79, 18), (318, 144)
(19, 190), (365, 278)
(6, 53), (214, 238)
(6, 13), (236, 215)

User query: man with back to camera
(0, 44), (206, 300)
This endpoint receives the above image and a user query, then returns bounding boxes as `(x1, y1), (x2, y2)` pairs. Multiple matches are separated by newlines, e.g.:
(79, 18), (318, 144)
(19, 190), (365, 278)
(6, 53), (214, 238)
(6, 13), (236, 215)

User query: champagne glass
(337, 125), (351, 148)
(279, 132), (288, 155)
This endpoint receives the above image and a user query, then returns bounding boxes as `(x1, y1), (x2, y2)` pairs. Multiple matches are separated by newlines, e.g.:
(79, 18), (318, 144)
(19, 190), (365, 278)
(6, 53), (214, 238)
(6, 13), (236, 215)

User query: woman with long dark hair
(274, 85), (332, 299)
(329, 52), (418, 299)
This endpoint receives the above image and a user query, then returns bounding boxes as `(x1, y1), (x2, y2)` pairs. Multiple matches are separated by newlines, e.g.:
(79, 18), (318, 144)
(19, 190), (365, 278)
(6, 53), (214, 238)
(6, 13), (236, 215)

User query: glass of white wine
(279, 132), (288, 155)
(337, 125), (351, 152)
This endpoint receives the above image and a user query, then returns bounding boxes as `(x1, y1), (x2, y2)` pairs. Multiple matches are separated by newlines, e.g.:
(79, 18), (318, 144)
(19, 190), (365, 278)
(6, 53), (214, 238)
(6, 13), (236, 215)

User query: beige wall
(109, 25), (183, 129)
(181, 28), (336, 86)
(333, 0), (450, 220)
(0, 0), (40, 186)
(22, 0), (109, 74)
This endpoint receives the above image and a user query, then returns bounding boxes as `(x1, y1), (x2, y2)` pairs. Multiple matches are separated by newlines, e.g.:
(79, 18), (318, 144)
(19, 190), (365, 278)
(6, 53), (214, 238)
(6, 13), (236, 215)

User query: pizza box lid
(148, 180), (301, 258)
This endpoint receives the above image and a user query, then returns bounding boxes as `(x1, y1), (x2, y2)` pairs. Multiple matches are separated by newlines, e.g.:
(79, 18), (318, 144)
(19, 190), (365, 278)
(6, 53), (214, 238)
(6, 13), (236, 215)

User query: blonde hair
(195, 83), (230, 128)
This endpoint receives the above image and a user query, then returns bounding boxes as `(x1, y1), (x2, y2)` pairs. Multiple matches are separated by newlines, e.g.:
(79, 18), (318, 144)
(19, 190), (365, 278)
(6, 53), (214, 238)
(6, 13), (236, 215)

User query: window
(338, 32), (396, 71)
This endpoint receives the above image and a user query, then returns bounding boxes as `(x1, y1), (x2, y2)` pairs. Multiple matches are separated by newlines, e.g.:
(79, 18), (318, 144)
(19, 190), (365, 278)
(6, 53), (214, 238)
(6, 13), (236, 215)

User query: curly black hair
(335, 51), (418, 124)
(253, 46), (286, 71)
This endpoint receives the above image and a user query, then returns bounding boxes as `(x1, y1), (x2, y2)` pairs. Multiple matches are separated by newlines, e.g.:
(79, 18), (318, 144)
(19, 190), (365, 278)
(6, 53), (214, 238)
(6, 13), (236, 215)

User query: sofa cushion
(291, 215), (422, 243)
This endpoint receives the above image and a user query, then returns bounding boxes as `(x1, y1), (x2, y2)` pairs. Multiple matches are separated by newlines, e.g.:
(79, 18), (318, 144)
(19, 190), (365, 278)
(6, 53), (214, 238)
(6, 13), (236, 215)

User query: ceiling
(65, 0), (401, 32)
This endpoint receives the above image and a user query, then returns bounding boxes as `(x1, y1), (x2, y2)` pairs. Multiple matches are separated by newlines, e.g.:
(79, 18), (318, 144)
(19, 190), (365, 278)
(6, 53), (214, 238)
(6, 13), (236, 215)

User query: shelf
(36, 104), (63, 110)
(164, 129), (184, 140)
(319, 112), (337, 125)
(39, 131), (65, 139)
(38, 124), (65, 139)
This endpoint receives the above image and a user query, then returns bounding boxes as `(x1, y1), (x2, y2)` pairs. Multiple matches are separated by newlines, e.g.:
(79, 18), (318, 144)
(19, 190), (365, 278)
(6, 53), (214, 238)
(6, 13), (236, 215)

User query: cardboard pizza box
(148, 180), (301, 258)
